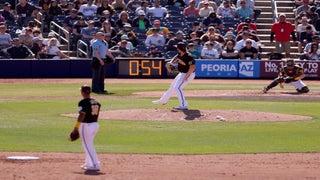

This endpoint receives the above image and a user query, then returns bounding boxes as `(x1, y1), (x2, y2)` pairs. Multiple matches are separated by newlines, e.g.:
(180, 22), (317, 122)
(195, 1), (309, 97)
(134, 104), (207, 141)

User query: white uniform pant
(80, 122), (100, 168)
(287, 80), (307, 89)
(159, 72), (195, 107)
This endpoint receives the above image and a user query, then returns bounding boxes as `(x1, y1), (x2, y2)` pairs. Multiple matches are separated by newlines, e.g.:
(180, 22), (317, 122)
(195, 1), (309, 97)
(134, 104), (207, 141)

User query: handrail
(77, 40), (90, 58)
(271, 0), (279, 22)
(50, 21), (71, 53)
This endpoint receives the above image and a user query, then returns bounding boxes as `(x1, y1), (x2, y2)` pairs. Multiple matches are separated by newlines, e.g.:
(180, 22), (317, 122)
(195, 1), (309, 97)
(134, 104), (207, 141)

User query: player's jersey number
(91, 105), (100, 116)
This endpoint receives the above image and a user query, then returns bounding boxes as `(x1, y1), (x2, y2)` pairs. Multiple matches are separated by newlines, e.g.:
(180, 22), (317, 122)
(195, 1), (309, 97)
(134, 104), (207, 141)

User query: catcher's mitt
(165, 62), (179, 74)
(69, 128), (80, 141)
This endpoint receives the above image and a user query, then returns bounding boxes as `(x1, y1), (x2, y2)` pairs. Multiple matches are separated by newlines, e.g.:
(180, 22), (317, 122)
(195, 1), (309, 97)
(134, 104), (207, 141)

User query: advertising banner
(260, 60), (320, 79)
(238, 60), (260, 78)
(195, 60), (238, 78)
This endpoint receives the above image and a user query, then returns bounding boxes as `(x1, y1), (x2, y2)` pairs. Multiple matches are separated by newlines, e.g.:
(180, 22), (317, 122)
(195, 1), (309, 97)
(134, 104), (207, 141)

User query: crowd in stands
(0, 0), (318, 60)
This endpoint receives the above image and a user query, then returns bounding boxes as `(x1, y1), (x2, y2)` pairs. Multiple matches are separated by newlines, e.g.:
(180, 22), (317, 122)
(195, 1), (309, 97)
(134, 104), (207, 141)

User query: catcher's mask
(286, 59), (294, 68)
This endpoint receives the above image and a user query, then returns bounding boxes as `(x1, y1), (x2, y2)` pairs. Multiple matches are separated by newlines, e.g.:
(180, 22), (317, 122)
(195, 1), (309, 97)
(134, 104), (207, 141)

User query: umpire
(91, 32), (115, 94)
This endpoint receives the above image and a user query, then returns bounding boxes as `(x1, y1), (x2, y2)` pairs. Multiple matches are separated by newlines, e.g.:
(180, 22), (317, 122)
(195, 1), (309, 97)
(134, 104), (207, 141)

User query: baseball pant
(159, 72), (195, 107)
(80, 122), (100, 169)
(287, 80), (307, 89)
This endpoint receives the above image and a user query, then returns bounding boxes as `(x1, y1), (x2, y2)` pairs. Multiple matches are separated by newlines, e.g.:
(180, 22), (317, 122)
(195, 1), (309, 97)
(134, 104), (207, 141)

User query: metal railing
(50, 21), (71, 53)
(272, 0), (279, 23)
(77, 40), (90, 58)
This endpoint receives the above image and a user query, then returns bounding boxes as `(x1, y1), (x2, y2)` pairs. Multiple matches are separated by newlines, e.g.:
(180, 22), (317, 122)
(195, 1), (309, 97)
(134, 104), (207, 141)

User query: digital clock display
(117, 58), (164, 77)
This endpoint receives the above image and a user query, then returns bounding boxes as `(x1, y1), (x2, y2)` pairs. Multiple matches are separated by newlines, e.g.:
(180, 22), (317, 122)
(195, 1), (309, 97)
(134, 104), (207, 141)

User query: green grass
(0, 81), (320, 154)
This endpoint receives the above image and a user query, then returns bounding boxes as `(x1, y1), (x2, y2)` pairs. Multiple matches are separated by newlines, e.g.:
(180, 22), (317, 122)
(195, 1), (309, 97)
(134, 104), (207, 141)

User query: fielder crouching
(263, 59), (309, 93)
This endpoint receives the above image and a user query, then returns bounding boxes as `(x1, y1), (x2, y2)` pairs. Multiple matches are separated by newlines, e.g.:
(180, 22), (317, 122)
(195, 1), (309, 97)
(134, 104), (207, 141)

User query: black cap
(244, 17), (251, 23)
(81, 85), (91, 94)
(175, 42), (186, 51)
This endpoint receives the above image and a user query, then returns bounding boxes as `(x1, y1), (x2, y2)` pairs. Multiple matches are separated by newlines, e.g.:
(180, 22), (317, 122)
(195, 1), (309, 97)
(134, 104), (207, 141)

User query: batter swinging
(152, 42), (196, 110)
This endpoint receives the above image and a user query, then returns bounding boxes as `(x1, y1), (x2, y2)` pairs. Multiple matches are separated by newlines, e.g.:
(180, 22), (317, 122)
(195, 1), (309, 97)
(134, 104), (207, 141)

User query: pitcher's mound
(96, 109), (311, 122)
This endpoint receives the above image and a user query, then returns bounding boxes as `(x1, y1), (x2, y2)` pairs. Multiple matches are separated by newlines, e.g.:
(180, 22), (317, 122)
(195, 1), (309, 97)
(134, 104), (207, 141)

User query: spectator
(146, 20), (170, 39)
(132, 10), (152, 31)
(63, 9), (80, 35)
(115, 11), (132, 29)
(2, 38), (33, 59)
(58, 0), (69, 13)
(101, 10), (116, 27)
(223, 30), (236, 47)
(202, 12), (224, 31)
(306, 42), (320, 60)
(30, 37), (46, 59)
(116, 34), (135, 51)
(78, 0), (97, 18)
(112, 0), (126, 11)
(44, 0), (63, 29)
(147, 45), (164, 57)
(0, 25), (12, 51)
(192, 37), (203, 53)
(188, 42), (201, 59)
(239, 39), (258, 59)
(16, 0), (39, 27)
(74, 0), (86, 10)
(200, 26), (225, 45)
(110, 40), (132, 57)
(303, 35), (320, 54)
(1, 2), (15, 25)
(166, 30), (187, 51)
(221, 40), (239, 59)
(235, 17), (257, 34)
(0, 11), (6, 24)
(38, 0), (51, 12)
(148, 0), (168, 18)
(235, 30), (260, 42)
(187, 21), (204, 39)
(298, 25), (315, 53)
(46, 37), (69, 59)
(104, 33), (117, 47)
(199, 1), (214, 18)
(145, 28), (166, 47)
(19, 27), (33, 48)
(135, 1), (150, 16)
(97, 0), (115, 16)
(201, 41), (220, 59)
(113, 23), (136, 42)
(81, 20), (100, 46)
(217, 0), (236, 19)
(235, 0), (253, 19)
(126, 0), (142, 13)
(71, 17), (88, 48)
(296, 16), (317, 35)
(167, 0), (186, 7)
(100, 20), (117, 39)
(305, 6), (318, 25)
(197, 0), (218, 13)
(234, 31), (259, 51)
(236, 0), (260, 20)
(270, 13), (296, 58)
(295, 0), (311, 17)
(207, 34), (223, 55)
(183, 0), (200, 18)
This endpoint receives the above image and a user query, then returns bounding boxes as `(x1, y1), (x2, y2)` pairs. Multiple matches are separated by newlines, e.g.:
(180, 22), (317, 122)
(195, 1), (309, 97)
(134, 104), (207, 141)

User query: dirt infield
(1, 79), (320, 179)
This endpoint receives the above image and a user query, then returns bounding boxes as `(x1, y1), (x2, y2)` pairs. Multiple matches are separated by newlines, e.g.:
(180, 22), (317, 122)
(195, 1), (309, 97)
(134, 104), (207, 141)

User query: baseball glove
(165, 62), (179, 74)
(69, 128), (80, 141)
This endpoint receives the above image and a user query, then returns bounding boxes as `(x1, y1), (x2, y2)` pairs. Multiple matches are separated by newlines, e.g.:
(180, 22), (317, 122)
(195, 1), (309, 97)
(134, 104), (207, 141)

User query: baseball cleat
(173, 106), (188, 110)
(262, 87), (268, 94)
(152, 100), (166, 105)
(82, 165), (100, 171)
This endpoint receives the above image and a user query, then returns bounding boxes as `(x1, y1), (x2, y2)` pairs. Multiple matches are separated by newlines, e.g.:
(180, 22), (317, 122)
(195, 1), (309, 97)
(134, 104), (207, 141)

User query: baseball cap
(225, 31), (234, 36)
(244, 17), (251, 23)
(12, 38), (20, 41)
(301, 16), (308, 21)
(3, 2), (11, 7)
(48, 32), (56, 37)
(33, 37), (41, 42)
(138, 10), (145, 16)
(176, 30), (185, 36)
(123, 23), (132, 28)
(174, 42), (186, 51)
(209, 12), (216, 18)
(279, 13), (286, 18)
(88, 20), (95, 24)
(81, 85), (91, 94)
(121, 34), (128, 40)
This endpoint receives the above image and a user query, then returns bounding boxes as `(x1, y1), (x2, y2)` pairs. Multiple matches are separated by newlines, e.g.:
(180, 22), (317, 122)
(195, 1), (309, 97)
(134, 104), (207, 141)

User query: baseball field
(0, 78), (320, 179)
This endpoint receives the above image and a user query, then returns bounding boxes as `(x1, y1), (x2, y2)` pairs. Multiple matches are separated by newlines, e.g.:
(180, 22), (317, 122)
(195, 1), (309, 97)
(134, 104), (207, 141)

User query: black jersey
(78, 98), (101, 123)
(280, 65), (304, 80)
(177, 52), (196, 73)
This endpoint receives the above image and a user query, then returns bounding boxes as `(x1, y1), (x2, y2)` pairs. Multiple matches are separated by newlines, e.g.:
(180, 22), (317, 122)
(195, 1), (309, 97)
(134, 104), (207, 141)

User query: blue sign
(195, 60), (238, 78)
(238, 60), (260, 78)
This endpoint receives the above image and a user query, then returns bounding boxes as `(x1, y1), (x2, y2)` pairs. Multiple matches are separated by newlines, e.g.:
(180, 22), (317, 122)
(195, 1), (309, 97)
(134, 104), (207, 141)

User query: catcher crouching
(263, 59), (309, 93)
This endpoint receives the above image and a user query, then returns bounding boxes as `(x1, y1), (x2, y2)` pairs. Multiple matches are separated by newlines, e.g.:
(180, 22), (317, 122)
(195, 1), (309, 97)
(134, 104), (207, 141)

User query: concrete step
(256, 18), (274, 23)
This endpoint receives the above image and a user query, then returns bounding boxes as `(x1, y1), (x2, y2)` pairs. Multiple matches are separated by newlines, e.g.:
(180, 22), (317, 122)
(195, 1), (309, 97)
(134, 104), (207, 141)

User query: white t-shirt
(234, 39), (258, 51)
(296, 24), (317, 33)
(201, 48), (219, 59)
(145, 34), (165, 47)
(48, 46), (61, 59)
(148, 7), (167, 18)
(78, 4), (98, 17)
